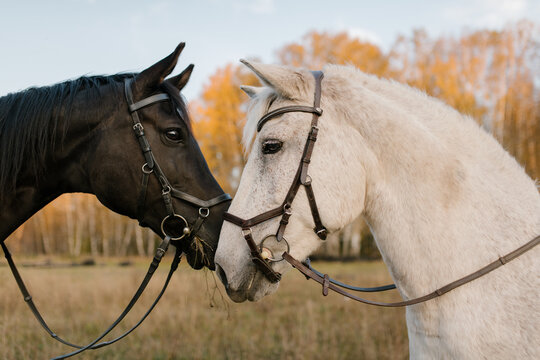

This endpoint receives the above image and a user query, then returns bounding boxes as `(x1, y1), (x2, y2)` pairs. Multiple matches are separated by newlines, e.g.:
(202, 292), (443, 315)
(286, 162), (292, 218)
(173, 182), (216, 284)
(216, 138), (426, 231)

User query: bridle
(222, 70), (540, 307)
(124, 78), (231, 241)
(223, 71), (327, 283)
(0, 77), (231, 359)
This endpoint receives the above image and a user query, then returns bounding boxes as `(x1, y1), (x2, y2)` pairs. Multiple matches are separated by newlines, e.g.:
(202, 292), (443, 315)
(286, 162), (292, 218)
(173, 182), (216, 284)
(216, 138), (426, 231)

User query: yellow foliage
(190, 64), (258, 193)
(11, 22), (539, 256)
(278, 31), (388, 76)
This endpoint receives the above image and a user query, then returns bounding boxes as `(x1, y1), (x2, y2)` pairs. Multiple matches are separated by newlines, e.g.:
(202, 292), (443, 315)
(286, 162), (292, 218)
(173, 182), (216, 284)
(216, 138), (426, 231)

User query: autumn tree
(389, 21), (540, 179)
(278, 31), (388, 76)
(8, 22), (539, 257)
(190, 64), (258, 193)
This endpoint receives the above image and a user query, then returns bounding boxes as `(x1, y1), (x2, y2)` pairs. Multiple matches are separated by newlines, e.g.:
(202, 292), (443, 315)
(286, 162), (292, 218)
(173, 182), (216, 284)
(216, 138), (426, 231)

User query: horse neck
(0, 84), (117, 242)
(343, 80), (540, 299)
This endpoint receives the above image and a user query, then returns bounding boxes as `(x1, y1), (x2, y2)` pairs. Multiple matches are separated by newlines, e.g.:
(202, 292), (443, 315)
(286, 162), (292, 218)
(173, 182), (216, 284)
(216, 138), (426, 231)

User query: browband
(128, 93), (170, 113)
(257, 105), (323, 132)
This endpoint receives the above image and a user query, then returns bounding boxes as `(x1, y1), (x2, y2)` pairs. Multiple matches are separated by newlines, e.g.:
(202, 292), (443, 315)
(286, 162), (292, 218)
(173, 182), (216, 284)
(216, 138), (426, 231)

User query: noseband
(124, 78), (231, 241)
(223, 71), (327, 283)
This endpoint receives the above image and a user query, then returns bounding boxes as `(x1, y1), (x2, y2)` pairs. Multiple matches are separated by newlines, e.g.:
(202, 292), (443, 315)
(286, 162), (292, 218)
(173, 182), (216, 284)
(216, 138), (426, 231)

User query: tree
(278, 31), (388, 76)
(8, 22), (539, 257)
(190, 64), (258, 193)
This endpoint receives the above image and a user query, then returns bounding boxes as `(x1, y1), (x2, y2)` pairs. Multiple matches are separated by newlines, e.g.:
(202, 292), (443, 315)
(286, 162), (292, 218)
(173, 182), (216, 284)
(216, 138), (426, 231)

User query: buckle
(155, 247), (166, 258)
(133, 123), (144, 134)
(141, 163), (153, 174)
(283, 204), (292, 215)
(199, 207), (210, 218)
(302, 175), (312, 186)
(161, 185), (171, 196)
(316, 227), (328, 240)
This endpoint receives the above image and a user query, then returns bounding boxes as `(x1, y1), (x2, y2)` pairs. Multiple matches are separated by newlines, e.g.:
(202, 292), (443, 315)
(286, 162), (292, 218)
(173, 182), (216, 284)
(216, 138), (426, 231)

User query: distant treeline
(8, 21), (539, 258)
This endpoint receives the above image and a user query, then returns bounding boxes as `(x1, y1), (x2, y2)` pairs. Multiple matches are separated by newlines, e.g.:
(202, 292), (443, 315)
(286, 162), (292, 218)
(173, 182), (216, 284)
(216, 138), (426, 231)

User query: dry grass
(0, 257), (408, 359)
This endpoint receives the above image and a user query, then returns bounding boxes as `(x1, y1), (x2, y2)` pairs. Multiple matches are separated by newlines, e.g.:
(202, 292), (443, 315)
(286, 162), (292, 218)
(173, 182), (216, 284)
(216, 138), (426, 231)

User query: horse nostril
(215, 264), (228, 288)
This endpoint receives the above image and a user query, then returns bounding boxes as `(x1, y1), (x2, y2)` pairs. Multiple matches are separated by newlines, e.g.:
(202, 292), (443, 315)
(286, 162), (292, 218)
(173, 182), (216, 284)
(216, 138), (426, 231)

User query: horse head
(87, 44), (230, 269)
(215, 61), (366, 301)
(0, 44), (230, 269)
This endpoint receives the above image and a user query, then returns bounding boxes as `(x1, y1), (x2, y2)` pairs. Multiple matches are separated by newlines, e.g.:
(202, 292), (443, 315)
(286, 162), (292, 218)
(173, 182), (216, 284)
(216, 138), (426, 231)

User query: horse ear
(240, 85), (263, 98)
(239, 59), (308, 99)
(136, 42), (185, 91)
(165, 64), (194, 91)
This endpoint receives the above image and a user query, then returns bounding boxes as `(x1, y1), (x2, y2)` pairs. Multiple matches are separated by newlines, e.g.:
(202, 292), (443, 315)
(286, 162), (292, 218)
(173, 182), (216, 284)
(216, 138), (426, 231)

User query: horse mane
(241, 64), (478, 155)
(242, 88), (277, 154)
(0, 73), (133, 198)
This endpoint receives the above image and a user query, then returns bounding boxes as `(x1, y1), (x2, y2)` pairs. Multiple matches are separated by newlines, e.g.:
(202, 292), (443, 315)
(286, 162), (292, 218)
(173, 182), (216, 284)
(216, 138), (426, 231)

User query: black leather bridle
(0, 78), (231, 359)
(223, 71), (327, 283)
(124, 78), (231, 241)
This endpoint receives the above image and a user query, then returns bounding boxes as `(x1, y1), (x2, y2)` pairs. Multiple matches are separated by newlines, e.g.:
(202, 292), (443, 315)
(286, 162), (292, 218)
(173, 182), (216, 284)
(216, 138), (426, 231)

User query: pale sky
(1, 0), (539, 100)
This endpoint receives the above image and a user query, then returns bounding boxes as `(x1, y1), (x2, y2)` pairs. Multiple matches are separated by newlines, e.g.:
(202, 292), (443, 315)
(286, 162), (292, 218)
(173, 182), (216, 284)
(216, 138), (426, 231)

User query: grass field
(0, 256), (408, 359)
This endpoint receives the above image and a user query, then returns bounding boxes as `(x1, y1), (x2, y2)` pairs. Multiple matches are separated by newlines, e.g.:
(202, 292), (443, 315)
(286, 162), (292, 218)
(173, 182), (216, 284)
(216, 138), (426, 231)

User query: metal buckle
(283, 204), (292, 215)
(155, 247), (166, 258)
(141, 163), (153, 174)
(199, 207), (210, 218)
(316, 227), (328, 240)
(241, 228), (252, 238)
(133, 123), (144, 132)
(302, 175), (312, 186)
(161, 185), (171, 196)
(314, 107), (323, 115)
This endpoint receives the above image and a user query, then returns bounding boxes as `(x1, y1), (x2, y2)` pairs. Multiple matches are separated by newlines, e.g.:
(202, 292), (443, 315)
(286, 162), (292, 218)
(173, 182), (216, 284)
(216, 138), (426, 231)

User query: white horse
(214, 60), (540, 359)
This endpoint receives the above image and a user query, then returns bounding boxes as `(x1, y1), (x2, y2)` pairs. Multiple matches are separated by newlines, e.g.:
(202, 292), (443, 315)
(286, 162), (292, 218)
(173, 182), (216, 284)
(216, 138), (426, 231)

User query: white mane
(243, 64), (496, 164)
(242, 87), (276, 154)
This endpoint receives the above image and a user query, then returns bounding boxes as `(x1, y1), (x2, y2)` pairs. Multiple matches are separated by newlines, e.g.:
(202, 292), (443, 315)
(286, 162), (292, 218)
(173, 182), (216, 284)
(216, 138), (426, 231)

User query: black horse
(0, 43), (230, 269)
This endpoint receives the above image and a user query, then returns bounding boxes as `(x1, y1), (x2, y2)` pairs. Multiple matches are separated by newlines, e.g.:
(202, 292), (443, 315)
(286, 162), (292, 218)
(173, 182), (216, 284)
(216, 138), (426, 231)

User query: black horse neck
(0, 80), (120, 242)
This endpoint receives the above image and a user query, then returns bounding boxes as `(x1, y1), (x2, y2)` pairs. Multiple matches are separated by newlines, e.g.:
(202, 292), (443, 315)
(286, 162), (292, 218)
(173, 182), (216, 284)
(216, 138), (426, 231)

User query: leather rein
(223, 70), (540, 307)
(0, 78), (231, 359)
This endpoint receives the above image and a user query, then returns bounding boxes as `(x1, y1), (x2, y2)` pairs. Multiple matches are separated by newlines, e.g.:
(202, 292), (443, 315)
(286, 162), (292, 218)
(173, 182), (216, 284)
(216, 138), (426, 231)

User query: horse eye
(262, 139), (283, 154)
(165, 129), (183, 142)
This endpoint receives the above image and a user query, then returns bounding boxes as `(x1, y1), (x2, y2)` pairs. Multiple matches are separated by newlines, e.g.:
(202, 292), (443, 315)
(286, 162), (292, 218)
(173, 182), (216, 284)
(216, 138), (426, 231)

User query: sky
(1, 0), (539, 100)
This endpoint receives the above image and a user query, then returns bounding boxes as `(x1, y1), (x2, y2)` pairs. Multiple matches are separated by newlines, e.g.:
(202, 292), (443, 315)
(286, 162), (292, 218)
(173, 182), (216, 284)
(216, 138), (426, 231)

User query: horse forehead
(257, 108), (318, 138)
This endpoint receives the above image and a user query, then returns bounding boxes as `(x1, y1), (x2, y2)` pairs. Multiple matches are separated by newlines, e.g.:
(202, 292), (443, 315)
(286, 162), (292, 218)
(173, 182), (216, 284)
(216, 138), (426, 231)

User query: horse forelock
(241, 87), (277, 155)
(160, 81), (192, 133)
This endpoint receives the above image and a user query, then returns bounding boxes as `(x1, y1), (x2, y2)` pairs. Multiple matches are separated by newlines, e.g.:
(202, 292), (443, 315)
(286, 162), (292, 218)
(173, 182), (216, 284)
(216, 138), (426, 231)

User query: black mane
(0, 74), (133, 199)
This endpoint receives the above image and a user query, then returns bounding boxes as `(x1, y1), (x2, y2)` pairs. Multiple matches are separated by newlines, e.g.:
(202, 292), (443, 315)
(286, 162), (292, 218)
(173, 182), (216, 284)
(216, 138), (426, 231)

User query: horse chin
(247, 278), (278, 302)
(225, 271), (279, 303)
(182, 235), (216, 270)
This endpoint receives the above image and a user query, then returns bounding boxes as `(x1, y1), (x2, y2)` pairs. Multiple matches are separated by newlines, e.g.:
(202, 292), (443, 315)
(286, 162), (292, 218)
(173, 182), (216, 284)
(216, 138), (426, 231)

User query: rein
(1, 78), (231, 359)
(284, 234), (539, 306)
(223, 70), (540, 308)
(1, 237), (180, 359)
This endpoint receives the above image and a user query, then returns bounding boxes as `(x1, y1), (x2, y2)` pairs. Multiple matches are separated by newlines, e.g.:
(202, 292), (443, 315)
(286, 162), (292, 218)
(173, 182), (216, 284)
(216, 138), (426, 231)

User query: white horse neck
(330, 67), (540, 299)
